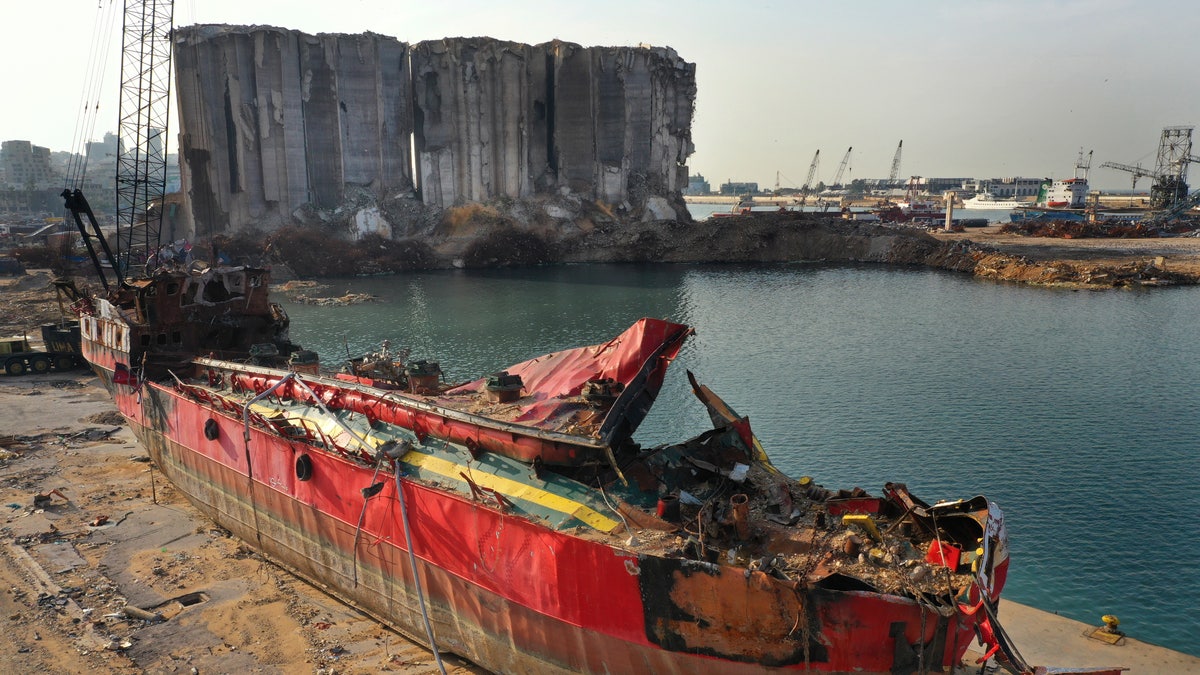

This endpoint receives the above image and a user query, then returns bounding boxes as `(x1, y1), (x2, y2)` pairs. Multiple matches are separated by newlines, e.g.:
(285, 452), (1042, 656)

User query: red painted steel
(88, 360), (991, 674)
(77, 301), (1059, 673)
(205, 318), (690, 466)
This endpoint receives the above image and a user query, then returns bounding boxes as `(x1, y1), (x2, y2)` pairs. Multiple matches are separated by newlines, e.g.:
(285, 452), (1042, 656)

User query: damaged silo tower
(410, 38), (696, 209)
(174, 26), (414, 238)
(409, 38), (547, 206)
(547, 41), (696, 206)
(172, 25), (696, 237)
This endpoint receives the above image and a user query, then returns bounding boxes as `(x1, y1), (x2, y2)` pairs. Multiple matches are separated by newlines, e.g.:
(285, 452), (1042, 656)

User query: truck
(0, 322), (86, 375)
(0, 257), (25, 276)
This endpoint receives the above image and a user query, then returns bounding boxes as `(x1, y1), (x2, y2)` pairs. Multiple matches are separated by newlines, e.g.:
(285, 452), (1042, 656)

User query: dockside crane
(63, 0), (174, 288)
(774, 170), (799, 195)
(822, 146), (852, 212)
(888, 140), (903, 187)
(1102, 126), (1200, 209)
(832, 147), (853, 187)
(1076, 148), (1093, 179)
(799, 150), (820, 207)
(1097, 160), (1155, 204)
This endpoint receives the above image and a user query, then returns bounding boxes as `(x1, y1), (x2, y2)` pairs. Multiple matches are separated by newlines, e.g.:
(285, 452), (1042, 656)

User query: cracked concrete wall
(175, 25), (413, 238)
(410, 38), (544, 208)
(547, 41), (696, 205)
(174, 26), (694, 235)
(412, 38), (696, 209)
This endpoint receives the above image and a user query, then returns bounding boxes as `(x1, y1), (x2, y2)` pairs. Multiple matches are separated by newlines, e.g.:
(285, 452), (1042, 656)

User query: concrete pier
(955, 601), (1200, 674)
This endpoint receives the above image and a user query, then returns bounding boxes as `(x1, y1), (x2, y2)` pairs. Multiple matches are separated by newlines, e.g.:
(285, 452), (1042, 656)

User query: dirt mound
(83, 410), (126, 426)
(10, 271), (53, 291)
(0, 272), (64, 336)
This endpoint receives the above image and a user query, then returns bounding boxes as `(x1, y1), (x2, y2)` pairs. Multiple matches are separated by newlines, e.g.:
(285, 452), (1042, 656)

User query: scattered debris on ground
(0, 372), (485, 674)
(999, 219), (1198, 239)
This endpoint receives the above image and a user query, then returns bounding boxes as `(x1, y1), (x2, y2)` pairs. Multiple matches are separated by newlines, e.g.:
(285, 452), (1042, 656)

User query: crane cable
(65, 0), (121, 189)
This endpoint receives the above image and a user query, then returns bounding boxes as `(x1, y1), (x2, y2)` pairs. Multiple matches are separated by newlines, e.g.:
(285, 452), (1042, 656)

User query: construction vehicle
(821, 146), (852, 212)
(0, 323), (85, 376)
(888, 140), (903, 188)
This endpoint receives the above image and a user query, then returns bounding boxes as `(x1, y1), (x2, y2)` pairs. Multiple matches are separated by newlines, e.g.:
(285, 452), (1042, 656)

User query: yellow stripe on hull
(405, 452), (621, 533)
(250, 402), (621, 533)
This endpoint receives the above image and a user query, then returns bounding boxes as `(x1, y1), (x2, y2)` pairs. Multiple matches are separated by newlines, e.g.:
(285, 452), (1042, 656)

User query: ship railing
(241, 373), (379, 464)
(171, 374), (372, 464)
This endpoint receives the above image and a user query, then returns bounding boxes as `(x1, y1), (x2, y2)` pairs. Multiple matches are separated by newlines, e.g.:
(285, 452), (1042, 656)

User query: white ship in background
(961, 192), (1028, 209)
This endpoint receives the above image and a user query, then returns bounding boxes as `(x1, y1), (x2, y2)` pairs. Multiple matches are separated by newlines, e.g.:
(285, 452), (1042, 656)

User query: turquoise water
(278, 263), (1200, 657)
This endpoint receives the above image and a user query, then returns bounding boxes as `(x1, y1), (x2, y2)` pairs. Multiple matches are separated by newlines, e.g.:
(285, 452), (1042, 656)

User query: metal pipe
(730, 493), (750, 540)
(240, 371), (296, 547)
(287, 375), (378, 453)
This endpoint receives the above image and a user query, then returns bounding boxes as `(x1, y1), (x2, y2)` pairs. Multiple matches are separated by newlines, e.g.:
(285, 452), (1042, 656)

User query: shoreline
(7, 214), (1200, 326)
(2, 372), (1197, 673)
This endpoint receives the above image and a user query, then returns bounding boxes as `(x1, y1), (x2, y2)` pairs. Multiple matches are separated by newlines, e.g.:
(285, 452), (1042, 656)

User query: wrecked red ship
(53, 236), (1132, 675)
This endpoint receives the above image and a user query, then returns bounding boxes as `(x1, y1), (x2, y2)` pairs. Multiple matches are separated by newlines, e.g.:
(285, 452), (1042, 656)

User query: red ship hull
(93, 362), (982, 674)
(80, 302), (1000, 673)
(210, 315), (689, 468)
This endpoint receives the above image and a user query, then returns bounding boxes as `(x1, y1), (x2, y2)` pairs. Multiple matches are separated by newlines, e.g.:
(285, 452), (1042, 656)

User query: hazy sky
(4, 0), (1197, 190)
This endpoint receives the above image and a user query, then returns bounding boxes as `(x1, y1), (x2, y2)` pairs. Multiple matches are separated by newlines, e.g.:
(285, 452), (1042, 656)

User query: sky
(3, 0), (1198, 191)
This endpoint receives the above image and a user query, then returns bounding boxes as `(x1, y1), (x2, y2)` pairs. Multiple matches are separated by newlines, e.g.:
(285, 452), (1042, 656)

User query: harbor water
(278, 263), (1200, 657)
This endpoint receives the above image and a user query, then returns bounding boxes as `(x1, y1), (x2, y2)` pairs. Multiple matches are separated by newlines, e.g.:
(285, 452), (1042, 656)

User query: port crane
(1101, 126), (1200, 209)
(822, 146), (852, 212)
(799, 150), (819, 207)
(1097, 160), (1155, 203)
(63, 0), (173, 291)
(1076, 148), (1093, 179)
(773, 170), (800, 194)
(887, 140), (903, 187)
(832, 147), (853, 187)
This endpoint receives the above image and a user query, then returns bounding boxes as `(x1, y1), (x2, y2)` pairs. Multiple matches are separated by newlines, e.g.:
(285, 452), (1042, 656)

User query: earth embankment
(7, 214), (1199, 340)
(548, 213), (1200, 287)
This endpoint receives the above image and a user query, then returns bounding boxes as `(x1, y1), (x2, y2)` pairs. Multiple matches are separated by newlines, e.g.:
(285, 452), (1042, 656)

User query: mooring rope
(395, 468), (446, 675)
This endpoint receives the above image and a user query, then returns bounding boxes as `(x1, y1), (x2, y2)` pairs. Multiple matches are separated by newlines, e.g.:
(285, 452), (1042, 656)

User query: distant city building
(684, 173), (711, 195)
(961, 177), (1044, 197)
(719, 180), (759, 195)
(1, 140), (56, 189)
(916, 177), (971, 194)
(0, 132), (176, 219)
(86, 132), (121, 163)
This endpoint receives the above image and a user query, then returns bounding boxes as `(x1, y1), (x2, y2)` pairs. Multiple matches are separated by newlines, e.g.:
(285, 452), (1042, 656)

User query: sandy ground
(0, 371), (486, 675)
(1, 271), (67, 338)
(931, 225), (1200, 276)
